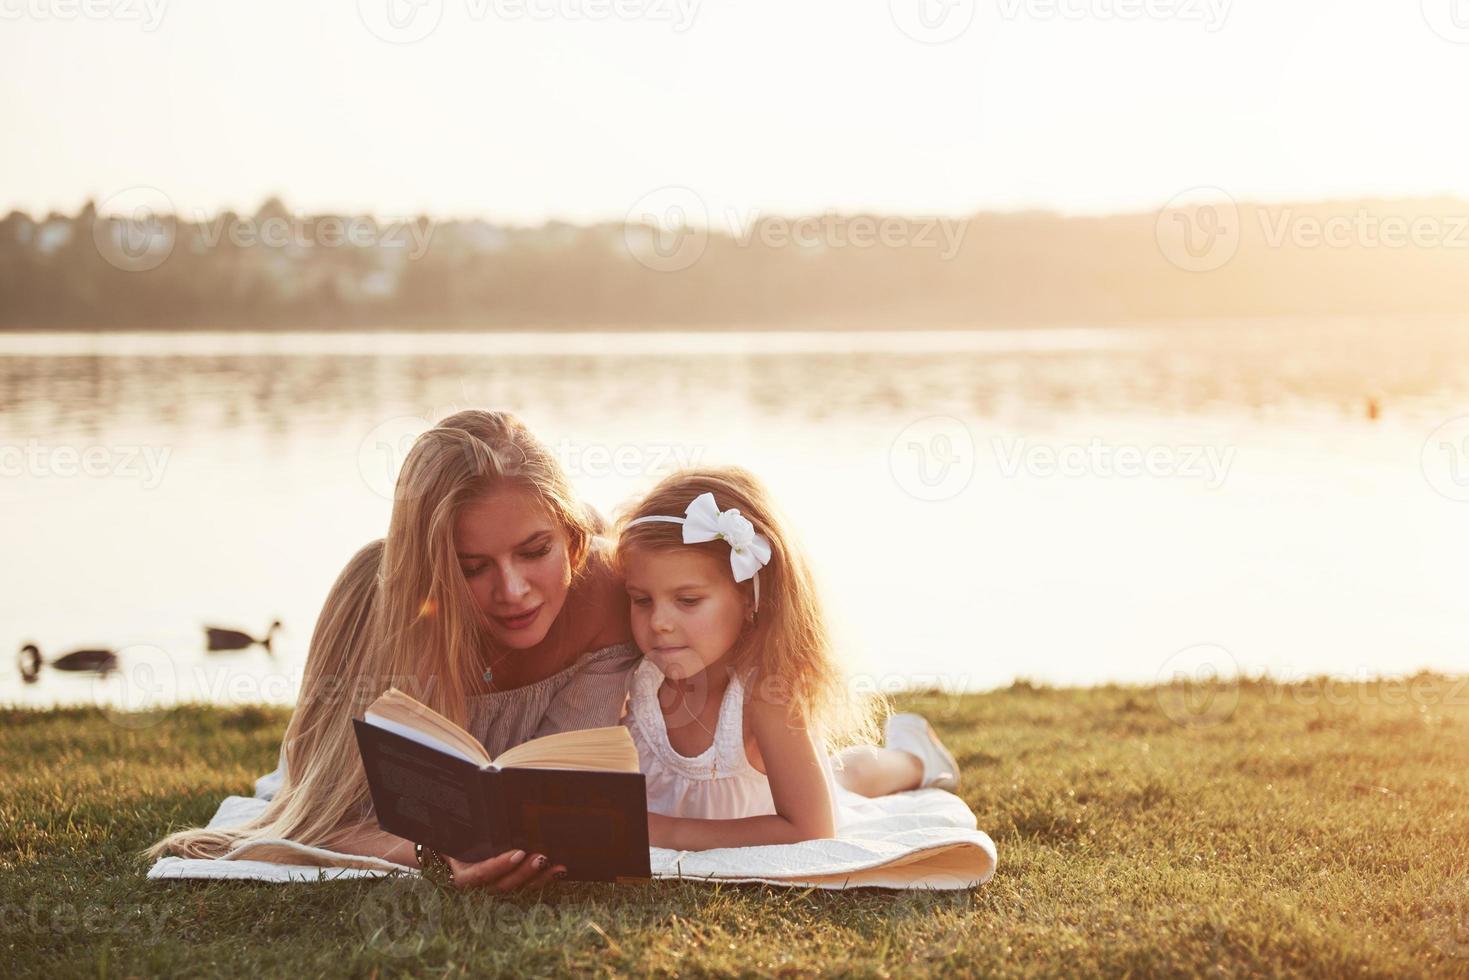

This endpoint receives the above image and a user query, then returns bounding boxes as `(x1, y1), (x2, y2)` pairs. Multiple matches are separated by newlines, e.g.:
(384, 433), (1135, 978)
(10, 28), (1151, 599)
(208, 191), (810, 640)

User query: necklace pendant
(482, 667), (494, 683)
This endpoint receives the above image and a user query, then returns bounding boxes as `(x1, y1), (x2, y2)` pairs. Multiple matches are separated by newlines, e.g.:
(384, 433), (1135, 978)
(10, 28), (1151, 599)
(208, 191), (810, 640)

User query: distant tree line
(3, 196), (1467, 329)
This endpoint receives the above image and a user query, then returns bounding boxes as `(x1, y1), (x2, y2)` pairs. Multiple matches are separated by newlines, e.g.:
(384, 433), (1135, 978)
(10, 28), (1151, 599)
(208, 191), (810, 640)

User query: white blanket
(148, 789), (996, 890)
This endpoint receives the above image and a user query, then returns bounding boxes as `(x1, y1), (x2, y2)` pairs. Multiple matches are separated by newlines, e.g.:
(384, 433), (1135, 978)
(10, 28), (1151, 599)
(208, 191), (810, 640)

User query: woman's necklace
(481, 610), (568, 688)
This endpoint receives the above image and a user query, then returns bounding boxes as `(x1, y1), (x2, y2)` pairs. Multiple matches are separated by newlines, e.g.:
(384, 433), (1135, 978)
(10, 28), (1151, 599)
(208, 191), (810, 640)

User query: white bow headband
(626, 492), (773, 609)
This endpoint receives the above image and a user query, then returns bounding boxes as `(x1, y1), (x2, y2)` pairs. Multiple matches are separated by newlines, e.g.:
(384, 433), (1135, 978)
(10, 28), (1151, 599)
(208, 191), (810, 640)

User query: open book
(353, 688), (650, 882)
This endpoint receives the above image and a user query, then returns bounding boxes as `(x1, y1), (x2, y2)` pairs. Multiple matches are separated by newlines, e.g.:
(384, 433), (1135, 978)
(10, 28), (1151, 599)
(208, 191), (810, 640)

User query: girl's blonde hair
(149, 409), (600, 861)
(613, 467), (881, 748)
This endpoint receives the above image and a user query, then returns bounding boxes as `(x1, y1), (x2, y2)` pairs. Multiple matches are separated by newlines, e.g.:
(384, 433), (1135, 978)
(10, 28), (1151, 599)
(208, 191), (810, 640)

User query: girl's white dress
(623, 659), (870, 834)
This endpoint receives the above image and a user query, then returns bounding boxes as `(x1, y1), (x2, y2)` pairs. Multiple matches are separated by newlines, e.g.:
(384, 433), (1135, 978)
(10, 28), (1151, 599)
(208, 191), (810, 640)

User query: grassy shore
(2, 675), (1466, 978)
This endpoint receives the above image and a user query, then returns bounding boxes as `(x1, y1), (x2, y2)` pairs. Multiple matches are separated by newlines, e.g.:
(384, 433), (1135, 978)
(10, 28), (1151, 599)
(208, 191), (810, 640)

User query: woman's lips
(494, 604), (542, 631)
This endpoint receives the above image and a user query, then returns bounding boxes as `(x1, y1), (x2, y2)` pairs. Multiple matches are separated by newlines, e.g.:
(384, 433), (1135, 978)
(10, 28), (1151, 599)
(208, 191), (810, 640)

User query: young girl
(615, 467), (962, 851)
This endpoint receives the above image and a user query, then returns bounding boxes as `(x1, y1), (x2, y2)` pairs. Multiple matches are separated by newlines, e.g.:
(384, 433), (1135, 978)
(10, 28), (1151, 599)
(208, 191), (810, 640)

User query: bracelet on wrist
(414, 841), (455, 886)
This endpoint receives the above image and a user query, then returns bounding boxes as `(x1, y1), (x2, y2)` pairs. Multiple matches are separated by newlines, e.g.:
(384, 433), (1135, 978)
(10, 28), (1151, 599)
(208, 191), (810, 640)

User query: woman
(149, 410), (637, 891)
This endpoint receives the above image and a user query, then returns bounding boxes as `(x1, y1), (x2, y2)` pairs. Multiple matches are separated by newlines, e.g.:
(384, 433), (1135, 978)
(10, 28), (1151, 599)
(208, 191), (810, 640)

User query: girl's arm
(648, 698), (836, 851)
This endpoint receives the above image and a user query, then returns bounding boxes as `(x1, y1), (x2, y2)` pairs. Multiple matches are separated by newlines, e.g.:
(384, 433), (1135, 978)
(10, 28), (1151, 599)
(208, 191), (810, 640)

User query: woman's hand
(446, 849), (567, 891)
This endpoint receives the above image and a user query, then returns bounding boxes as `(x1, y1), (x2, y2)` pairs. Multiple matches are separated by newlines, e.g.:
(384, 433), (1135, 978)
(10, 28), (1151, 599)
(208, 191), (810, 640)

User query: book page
(492, 726), (640, 773)
(364, 688), (492, 768)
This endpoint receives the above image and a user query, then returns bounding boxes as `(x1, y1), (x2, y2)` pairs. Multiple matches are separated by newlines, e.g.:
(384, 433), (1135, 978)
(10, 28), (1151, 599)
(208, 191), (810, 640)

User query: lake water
(4, 318), (1468, 711)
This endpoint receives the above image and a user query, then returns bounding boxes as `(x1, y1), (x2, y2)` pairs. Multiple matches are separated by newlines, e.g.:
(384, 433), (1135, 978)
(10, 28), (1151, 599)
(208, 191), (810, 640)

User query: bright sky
(3, 0), (1467, 223)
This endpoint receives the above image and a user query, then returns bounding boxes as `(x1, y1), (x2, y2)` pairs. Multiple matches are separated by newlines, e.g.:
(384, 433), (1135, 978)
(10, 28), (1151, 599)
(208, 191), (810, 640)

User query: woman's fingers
(493, 852), (553, 891)
(447, 848), (531, 890)
(524, 863), (567, 889)
(438, 850), (566, 891)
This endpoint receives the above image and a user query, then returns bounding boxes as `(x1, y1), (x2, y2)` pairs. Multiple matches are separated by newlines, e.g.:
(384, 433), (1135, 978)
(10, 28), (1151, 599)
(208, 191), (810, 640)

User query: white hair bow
(627, 492), (773, 607)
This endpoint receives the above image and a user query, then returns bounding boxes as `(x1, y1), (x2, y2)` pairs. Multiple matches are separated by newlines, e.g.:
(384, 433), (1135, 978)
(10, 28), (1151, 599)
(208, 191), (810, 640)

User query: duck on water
(17, 644), (119, 682)
(203, 620), (282, 653)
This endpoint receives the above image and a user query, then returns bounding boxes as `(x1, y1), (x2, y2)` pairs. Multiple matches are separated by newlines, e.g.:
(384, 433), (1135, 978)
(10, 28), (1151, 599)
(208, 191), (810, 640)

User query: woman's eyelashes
(460, 545), (553, 579)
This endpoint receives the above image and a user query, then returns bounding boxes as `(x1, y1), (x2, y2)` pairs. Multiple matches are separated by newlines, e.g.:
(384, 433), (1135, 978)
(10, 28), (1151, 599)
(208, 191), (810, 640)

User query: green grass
(3, 675), (1468, 978)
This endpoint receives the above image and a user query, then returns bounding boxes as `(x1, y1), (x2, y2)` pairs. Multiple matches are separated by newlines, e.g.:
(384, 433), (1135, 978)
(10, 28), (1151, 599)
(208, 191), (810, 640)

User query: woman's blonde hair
(149, 410), (599, 860)
(613, 467), (881, 748)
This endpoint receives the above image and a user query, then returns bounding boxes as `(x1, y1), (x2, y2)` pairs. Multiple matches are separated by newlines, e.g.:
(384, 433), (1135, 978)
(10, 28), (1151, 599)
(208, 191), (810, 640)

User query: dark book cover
(352, 718), (652, 882)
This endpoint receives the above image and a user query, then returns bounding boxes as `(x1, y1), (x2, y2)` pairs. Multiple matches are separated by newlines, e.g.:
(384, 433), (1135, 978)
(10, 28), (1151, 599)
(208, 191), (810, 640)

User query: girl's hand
(647, 812), (675, 849)
(446, 849), (566, 891)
